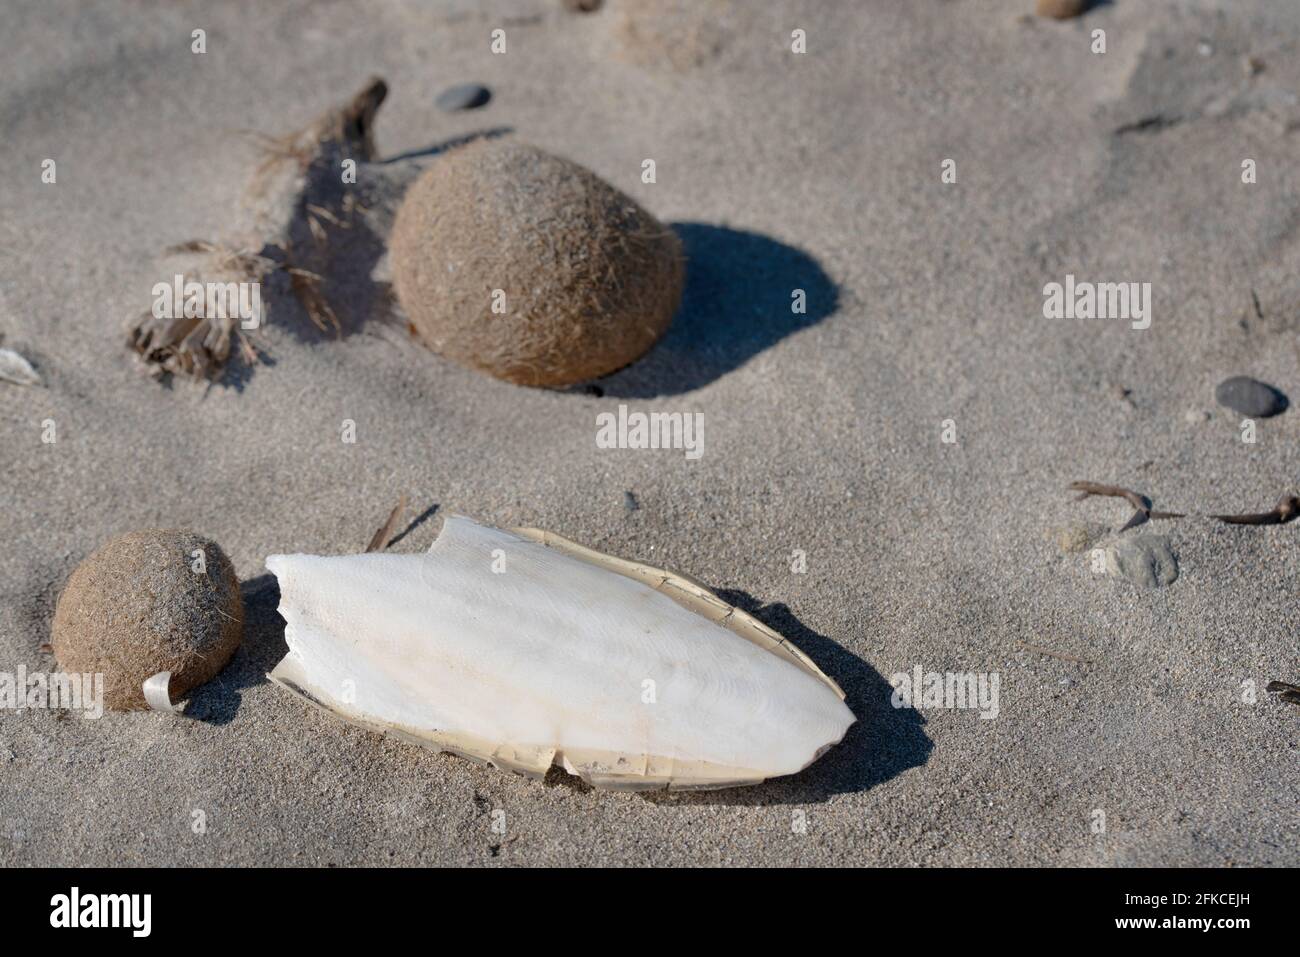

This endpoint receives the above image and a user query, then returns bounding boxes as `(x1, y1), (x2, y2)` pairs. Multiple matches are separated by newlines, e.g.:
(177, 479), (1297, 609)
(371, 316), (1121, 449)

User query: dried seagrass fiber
(391, 140), (684, 387)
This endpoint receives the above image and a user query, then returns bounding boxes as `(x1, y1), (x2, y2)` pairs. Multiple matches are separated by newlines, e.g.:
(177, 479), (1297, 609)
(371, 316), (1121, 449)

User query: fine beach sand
(1, 0), (1297, 866)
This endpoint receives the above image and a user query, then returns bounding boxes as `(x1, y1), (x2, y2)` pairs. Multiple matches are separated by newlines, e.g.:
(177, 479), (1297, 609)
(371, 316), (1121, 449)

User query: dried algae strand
(365, 495), (408, 552)
(51, 529), (243, 710)
(126, 244), (275, 379)
(1069, 481), (1299, 529)
(391, 140), (684, 387)
(126, 78), (389, 381)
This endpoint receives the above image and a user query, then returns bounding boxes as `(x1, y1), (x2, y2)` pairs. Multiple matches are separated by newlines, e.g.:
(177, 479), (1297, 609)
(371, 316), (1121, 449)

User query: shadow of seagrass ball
(51, 529), (244, 710)
(391, 139), (684, 388)
(592, 222), (840, 397)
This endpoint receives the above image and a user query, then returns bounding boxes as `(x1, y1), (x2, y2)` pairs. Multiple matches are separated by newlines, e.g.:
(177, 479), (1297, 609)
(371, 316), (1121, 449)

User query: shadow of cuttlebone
(637, 589), (931, 807)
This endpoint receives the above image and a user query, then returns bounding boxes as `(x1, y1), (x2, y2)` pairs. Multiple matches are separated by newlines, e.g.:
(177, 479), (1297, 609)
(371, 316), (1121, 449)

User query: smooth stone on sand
(1105, 535), (1178, 588)
(1214, 376), (1288, 418)
(1036, 0), (1087, 18)
(435, 83), (491, 112)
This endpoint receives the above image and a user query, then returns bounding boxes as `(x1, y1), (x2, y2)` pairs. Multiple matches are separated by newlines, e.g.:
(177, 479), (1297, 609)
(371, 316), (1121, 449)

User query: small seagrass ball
(51, 529), (243, 710)
(391, 139), (684, 387)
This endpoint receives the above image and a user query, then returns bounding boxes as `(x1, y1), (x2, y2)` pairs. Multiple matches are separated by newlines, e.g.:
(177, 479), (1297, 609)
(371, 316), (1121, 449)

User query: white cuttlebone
(267, 515), (855, 790)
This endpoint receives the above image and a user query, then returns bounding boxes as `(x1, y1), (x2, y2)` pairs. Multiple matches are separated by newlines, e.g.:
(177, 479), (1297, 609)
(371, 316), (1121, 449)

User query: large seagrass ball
(391, 139), (684, 387)
(51, 529), (244, 710)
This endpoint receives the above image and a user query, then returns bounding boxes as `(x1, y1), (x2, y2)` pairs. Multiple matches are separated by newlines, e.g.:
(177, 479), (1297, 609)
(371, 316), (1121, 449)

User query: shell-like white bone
(267, 516), (854, 790)
(0, 348), (40, 386)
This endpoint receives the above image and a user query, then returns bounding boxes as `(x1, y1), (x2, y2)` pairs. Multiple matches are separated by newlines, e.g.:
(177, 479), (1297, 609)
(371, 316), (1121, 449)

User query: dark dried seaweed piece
(1211, 496), (1300, 526)
(1069, 480), (1151, 512)
(252, 76), (387, 185)
(1068, 480), (1184, 531)
(365, 495), (408, 553)
(127, 310), (231, 379)
(1266, 681), (1300, 706)
(125, 241), (277, 380)
(1070, 481), (1298, 530)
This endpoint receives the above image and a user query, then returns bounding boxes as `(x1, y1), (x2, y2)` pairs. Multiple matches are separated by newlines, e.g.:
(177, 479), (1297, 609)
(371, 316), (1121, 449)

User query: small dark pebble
(436, 83), (491, 112)
(1214, 376), (1288, 418)
(563, 0), (603, 11)
(623, 491), (639, 511)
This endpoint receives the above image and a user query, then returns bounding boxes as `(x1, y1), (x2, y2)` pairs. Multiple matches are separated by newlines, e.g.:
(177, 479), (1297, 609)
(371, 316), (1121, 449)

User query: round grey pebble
(1214, 376), (1288, 417)
(436, 83), (491, 112)
(1105, 535), (1178, 588)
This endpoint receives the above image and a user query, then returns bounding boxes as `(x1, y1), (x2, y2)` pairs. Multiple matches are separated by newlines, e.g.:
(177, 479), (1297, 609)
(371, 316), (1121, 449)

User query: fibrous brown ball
(51, 529), (244, 710)
(391, 140), (684, 387)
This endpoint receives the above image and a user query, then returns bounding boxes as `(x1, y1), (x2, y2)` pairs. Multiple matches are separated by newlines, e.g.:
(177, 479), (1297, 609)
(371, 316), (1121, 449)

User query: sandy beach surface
(1, 0), (1297, 866)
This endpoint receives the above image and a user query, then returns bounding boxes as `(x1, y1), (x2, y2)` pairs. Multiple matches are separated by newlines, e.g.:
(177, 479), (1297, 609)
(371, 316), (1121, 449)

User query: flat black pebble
(623, 491), (639, 511)
(1214, 376), (1288, 418)
(436, 83), (491, 112)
